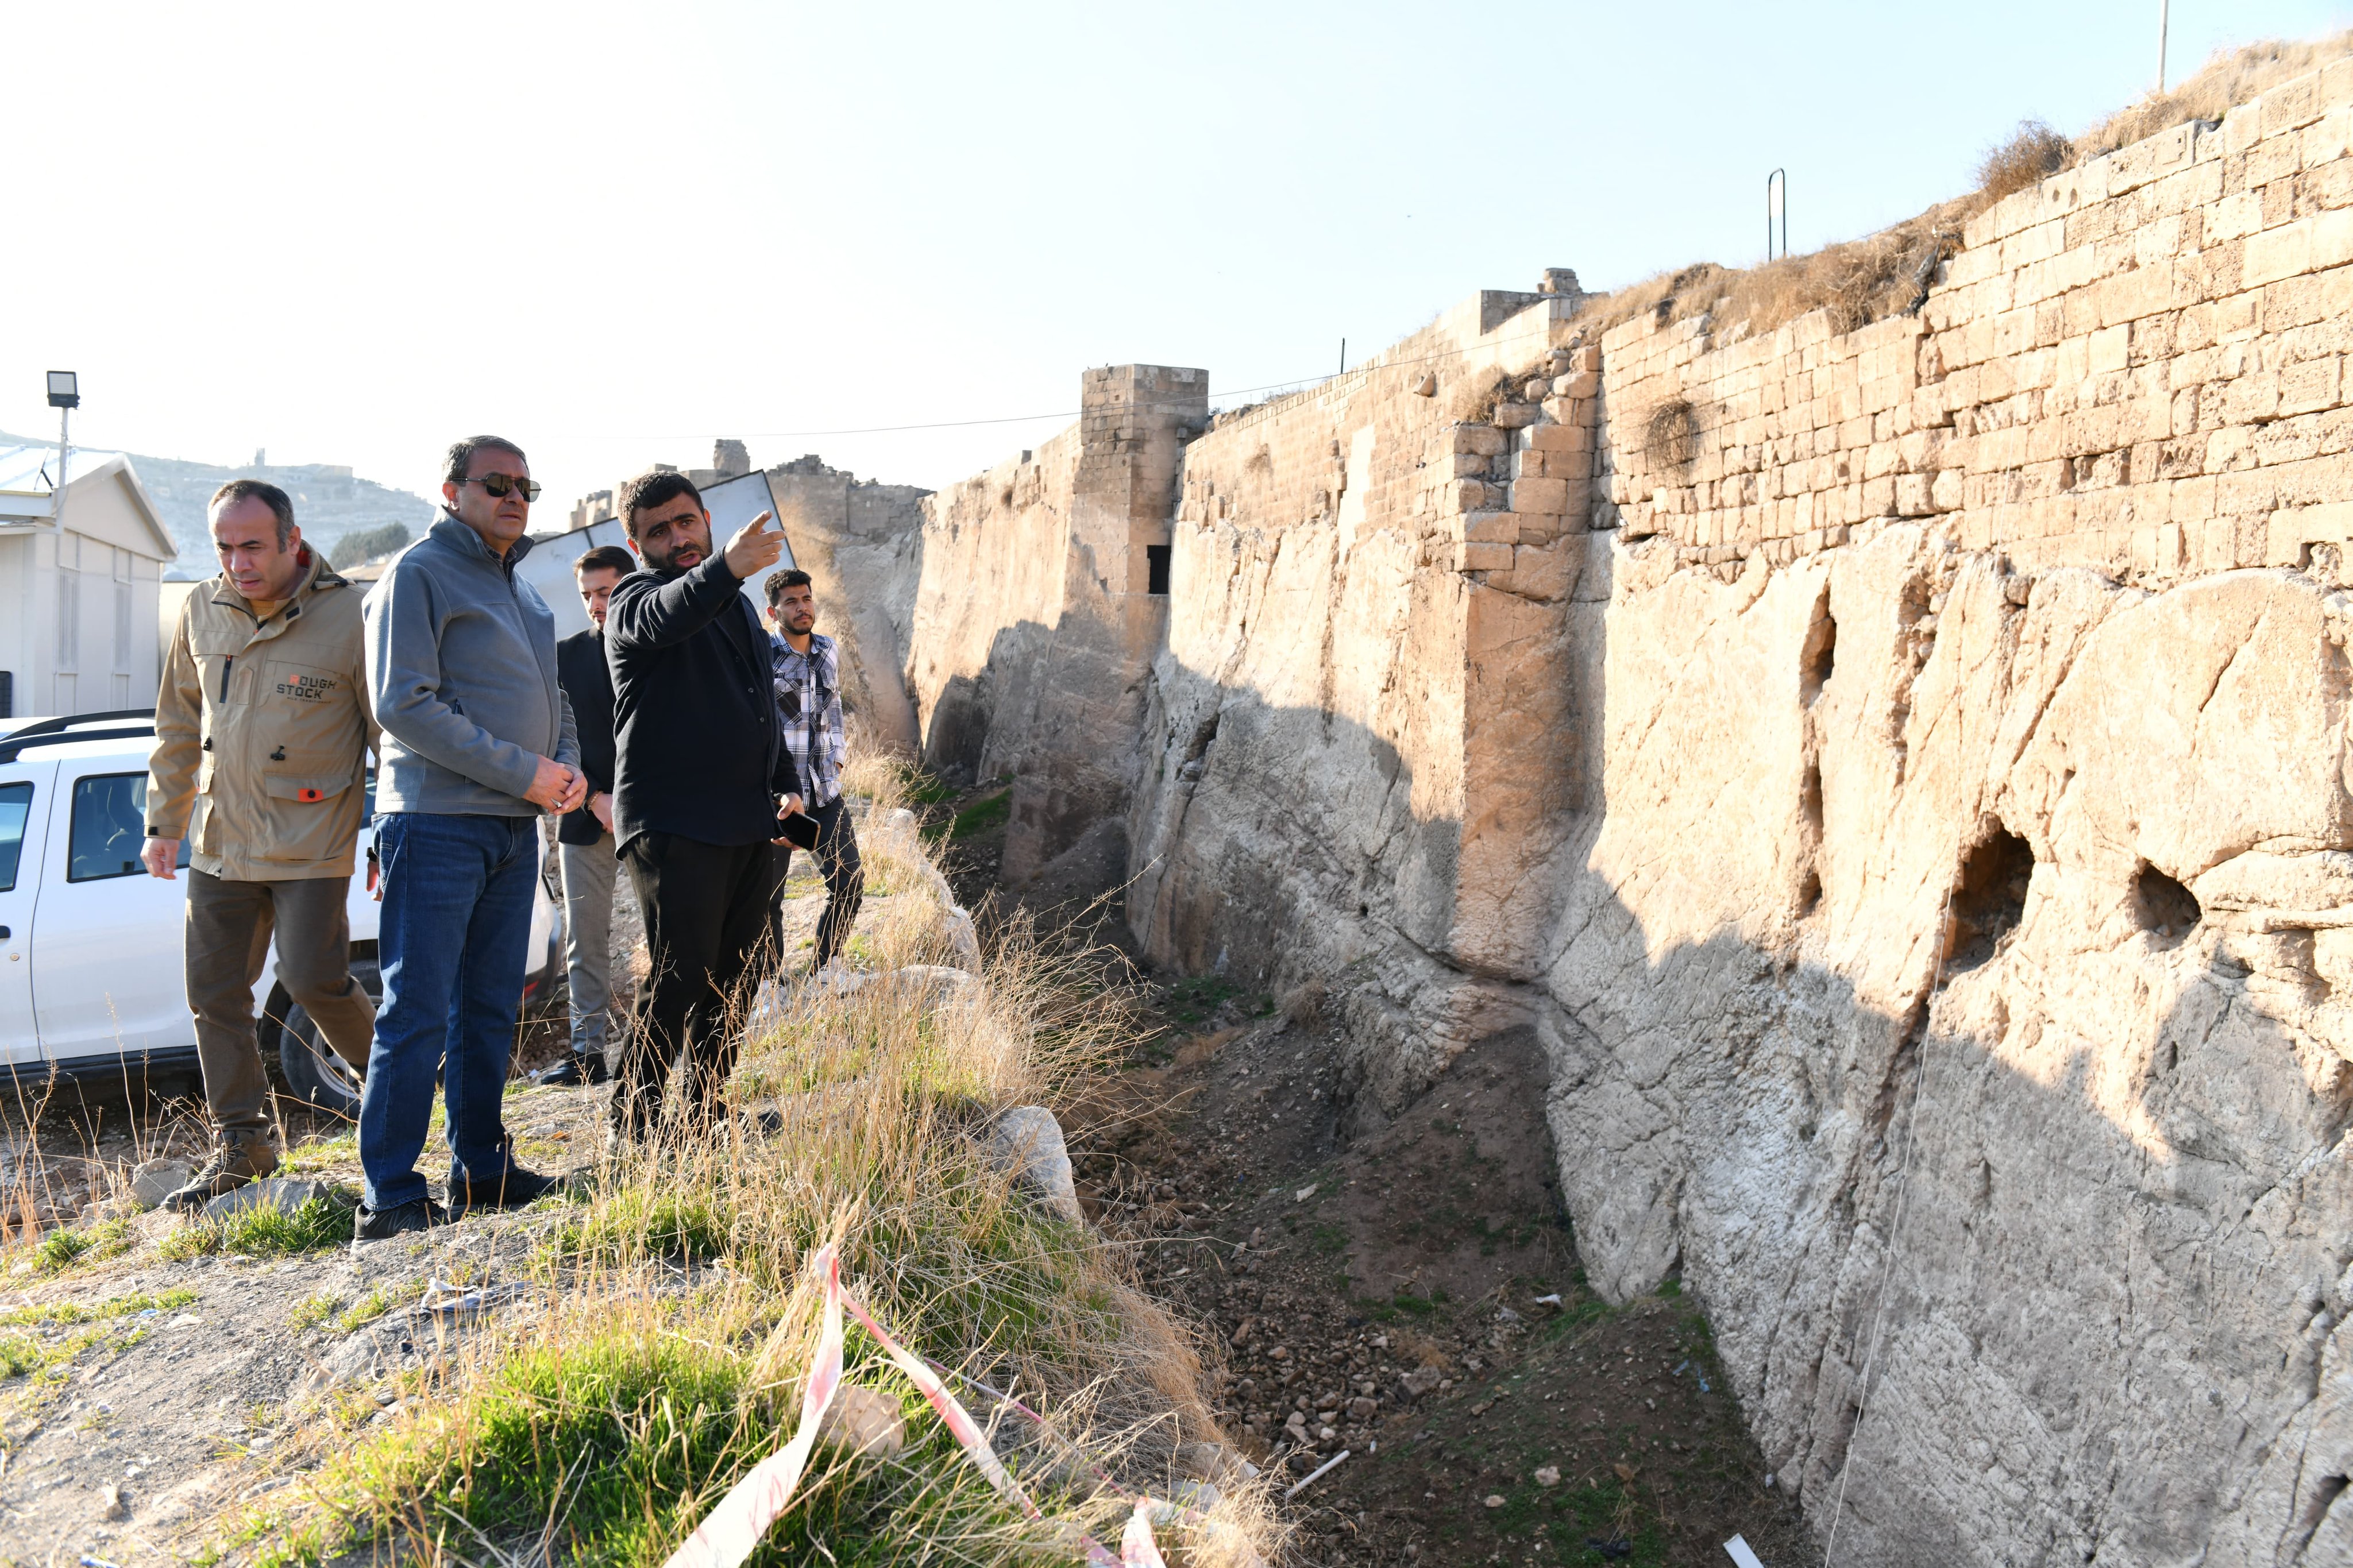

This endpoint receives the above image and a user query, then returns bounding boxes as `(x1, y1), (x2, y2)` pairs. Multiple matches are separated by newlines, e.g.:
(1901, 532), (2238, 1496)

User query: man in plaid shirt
(765, 569), (862, 971)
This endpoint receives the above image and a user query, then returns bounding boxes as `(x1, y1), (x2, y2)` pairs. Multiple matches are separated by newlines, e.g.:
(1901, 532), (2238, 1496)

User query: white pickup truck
(0, 710), (564, 1116)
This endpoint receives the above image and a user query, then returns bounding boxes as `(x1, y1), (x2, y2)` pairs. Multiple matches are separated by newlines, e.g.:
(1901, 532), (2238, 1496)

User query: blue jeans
(358, 812), (536, 1211)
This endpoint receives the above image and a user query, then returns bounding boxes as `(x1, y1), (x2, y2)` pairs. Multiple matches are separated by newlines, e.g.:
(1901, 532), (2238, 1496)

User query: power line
(585, 315), (1578, 445)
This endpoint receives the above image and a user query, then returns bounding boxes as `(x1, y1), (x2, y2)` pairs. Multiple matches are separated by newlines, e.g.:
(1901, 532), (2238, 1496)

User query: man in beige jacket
(143, 479), (378, 1210)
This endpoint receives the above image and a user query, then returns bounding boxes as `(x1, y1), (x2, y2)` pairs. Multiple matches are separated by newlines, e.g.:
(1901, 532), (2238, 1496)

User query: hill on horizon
(0, 431), (436, 578)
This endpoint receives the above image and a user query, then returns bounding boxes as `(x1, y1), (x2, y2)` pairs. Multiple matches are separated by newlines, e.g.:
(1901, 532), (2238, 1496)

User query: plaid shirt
(770, 630), (844, 806)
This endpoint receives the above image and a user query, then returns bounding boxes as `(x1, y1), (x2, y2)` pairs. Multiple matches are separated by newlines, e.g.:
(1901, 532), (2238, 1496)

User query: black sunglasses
(460, 473), (542, 502)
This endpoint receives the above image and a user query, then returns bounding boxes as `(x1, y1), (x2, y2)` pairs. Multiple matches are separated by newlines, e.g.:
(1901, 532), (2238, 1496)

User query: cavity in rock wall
(897, 57), (2353, 1563)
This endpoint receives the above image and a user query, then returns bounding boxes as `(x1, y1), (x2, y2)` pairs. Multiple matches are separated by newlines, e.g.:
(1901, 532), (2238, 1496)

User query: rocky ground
(0, 798), (1819, 1566)
(0, 1081), (609, 1562)
(925, 777), (1820, 1567)
(0, 857), (832, 1564)
(1069, 992), (1820, 1567)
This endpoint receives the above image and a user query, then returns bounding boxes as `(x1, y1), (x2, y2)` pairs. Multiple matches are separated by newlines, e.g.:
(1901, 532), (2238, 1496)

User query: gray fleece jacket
(364, 513), (577, 816)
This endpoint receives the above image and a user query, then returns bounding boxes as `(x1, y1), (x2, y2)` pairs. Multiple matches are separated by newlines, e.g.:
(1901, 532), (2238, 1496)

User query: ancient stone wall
(761, 455), (930, 755)
(907, 366), (1208, 880)
(897, 59), (2353, 1561)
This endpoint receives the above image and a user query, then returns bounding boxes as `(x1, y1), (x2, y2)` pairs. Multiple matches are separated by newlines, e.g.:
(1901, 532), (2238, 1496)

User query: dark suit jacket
(605, 558), (802, 852)
(554, 627), (617, 847)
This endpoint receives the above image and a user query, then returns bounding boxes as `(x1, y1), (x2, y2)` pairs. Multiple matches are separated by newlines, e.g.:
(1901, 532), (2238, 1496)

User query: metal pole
(1766, 169), (1788, 262)
(1338, 338), (1347, 376)
(51, 403), (70, 535)
(2157, 0), (2169, 94)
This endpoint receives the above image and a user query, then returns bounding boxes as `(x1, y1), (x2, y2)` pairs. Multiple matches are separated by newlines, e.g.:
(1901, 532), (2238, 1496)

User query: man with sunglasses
(357, 435), (584, 1241)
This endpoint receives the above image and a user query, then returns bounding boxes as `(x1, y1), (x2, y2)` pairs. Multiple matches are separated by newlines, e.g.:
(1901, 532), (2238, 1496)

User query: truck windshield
(0, 782), (30, 892)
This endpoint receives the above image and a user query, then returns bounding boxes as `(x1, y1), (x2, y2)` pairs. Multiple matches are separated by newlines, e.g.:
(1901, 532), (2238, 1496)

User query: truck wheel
(279, 958), (378, 1118)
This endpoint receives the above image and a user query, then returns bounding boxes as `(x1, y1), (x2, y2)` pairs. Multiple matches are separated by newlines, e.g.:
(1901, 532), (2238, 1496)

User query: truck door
(29, 761), (191, 1064)
(0, 760), (56, 1065)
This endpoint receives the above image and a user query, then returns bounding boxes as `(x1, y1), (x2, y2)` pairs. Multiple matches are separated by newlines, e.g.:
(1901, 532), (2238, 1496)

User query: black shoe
(536, 1052), (610, 1087)
(448, 1166), (562, 1215)
(353, 1196), (448, 1242)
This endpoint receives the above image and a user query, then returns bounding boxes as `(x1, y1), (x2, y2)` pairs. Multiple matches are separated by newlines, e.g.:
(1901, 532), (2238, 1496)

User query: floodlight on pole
(45, 371), (78, 534)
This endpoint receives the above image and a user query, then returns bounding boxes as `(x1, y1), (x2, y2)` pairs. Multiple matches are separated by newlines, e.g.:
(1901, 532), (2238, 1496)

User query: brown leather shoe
(161, 1137), (279, 1214)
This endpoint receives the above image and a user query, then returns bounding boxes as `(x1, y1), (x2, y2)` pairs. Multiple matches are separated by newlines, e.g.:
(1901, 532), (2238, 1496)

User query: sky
(6, 0), (2351, 518)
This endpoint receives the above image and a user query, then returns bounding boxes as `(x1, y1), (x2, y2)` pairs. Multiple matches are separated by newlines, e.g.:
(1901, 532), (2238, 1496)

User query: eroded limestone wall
(900, 60), (2353, 1561)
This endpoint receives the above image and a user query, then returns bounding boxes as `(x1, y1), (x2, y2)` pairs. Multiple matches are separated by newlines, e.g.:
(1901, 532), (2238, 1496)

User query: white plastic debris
(1724, 1534), (1767, 1568)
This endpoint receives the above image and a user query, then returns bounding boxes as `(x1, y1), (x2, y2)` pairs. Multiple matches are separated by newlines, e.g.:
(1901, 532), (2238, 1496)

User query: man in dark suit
(541, 543), (636, 1086)
(604, 472), (803, 1138)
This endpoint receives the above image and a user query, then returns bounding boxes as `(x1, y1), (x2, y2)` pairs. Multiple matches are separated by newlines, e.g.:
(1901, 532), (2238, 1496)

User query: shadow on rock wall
(1098, 525), (2353, 1564)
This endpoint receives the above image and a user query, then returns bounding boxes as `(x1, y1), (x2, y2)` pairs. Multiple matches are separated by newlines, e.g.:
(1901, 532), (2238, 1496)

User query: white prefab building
(0, 445), (178, 721)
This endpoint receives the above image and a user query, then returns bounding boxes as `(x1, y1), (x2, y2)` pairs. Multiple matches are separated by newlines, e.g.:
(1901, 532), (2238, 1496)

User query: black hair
(209, 478), (296, 547)
(766, 568), (813, 607)
(620, 470), (704, 536)
(443, 435), (527, 486)
(575, 544), (636, 577)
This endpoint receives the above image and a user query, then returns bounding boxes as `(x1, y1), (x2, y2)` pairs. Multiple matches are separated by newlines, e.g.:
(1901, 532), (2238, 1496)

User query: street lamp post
(45, 372), (78, 535)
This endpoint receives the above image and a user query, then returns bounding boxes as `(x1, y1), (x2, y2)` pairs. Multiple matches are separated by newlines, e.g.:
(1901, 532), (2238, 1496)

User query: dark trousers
(614, 833), (783, 1135)
(185, 869), (374, 1144)
(774, 797), (863, 972)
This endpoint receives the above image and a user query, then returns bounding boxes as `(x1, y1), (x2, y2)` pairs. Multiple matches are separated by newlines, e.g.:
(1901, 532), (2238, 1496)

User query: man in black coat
(604, 471), (803, 1138)
(541, 543), (637, 1086)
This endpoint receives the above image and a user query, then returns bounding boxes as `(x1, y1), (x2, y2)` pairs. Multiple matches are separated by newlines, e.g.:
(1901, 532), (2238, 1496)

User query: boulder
(129, 1158), (192, 1210)
(816, 1382), (905, 1458)
(989, 1106), (1083, 1224)
(202, 1178), (333, 1222)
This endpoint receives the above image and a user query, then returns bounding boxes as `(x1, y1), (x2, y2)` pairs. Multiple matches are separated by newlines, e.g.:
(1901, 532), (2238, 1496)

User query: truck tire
(278, 957), (379, 1118)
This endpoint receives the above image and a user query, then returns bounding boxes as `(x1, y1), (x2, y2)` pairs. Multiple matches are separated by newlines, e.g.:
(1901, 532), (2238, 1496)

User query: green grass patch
(277, 1131), (358, 1175)
(260, 1314), (1043, 1567)
(28, 1216), (134, 1275)
(337, 1288), (395, 1335)
(944, 789), (1011, 841)
(1159, 975), (1239, 1027)
(288, 1292), (342, 1335)
(159, 1196), (354, 1262)
(898, 769), (959, 807)
(0, 1287), (196, 1331)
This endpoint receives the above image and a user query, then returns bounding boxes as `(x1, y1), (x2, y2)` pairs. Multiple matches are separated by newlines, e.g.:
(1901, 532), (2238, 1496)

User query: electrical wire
(585, 314), (1583, 444)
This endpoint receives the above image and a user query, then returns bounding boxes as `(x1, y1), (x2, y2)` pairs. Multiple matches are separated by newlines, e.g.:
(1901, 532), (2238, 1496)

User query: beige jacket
(145, 551), (378, 880)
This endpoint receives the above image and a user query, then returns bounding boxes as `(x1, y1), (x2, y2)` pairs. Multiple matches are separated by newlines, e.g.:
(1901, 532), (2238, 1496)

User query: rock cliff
(898, 58), (2353, 1561)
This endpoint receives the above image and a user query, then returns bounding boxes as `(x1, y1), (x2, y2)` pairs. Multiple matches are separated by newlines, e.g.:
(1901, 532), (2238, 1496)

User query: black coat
(554, 628), (617, 847)
(605, 557), (802, 852)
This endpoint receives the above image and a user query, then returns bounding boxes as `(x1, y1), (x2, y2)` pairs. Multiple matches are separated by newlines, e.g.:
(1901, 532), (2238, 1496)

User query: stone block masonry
(894, 57), (2353, 1565)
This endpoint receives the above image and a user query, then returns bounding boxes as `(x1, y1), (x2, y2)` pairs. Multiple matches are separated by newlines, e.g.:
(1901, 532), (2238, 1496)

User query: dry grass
(2080, 30), (2353, 160)
(1977, 118), (2072, 204)
(1564, 32), (2352, 352)
(1570, 195), (1973, 347)
(211, 771), (1276, 1566)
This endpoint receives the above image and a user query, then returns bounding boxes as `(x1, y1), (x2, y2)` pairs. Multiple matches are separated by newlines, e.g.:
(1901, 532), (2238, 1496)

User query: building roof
(0, 444), (179, 559)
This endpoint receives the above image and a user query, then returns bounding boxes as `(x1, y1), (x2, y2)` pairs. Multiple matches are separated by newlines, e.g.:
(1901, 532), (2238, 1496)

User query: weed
(223, 774), (1278, 1566)
(948, 789), (1012, 841)
(288, 1292), (342, 1335)
(159, 1196), (354, 1262)
(1977, 119), (2071, 203)
(337, 1287), (402, 1335)
(1161, 975), (1239, 1026)
(0, 1287), (196, 1330)
(276, 1131), (358, 1175)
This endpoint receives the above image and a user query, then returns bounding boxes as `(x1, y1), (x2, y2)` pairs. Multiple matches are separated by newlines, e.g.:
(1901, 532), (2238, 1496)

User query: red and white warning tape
(662, 1244), (1170, 1568)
